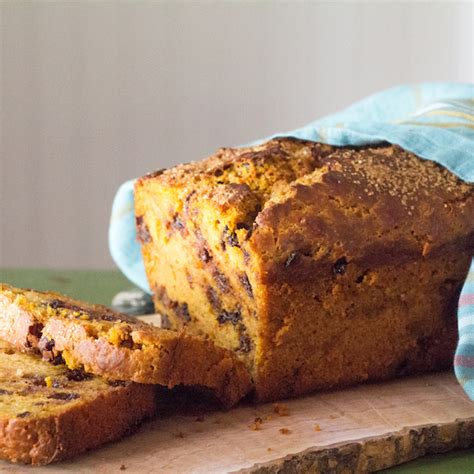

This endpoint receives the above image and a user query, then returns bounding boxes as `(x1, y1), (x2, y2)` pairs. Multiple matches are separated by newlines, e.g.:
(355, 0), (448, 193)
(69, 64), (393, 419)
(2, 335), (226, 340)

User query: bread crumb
(314, 424), (321, 431)
(267, 447), (273, 452)
(273, 403), (289, 416)
(175, 431), (185, 438)
(279, 428), (291, 435)
(422, 241), (432, 257)
(249, 416), (263, 431)
(119, 465), (127, 471)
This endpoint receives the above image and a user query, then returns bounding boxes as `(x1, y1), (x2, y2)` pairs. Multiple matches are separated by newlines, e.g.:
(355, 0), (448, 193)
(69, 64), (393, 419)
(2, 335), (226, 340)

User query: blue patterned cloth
(109, 83), (474, 398)
(455, 262), (474, 398)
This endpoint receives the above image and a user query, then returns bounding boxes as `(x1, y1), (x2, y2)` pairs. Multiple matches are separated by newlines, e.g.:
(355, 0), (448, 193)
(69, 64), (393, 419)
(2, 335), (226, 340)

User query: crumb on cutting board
(249, 416), (263, 431)
(273, 403), (289, 416)
(279, 428), (292, 435)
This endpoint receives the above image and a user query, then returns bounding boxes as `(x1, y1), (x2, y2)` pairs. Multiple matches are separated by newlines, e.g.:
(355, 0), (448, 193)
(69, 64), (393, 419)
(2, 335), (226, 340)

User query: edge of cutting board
(241, 417), (474, 473)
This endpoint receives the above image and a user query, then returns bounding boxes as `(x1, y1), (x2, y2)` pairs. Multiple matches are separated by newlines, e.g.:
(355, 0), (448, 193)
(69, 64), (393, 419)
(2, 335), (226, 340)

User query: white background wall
(1, 1), (473, 269)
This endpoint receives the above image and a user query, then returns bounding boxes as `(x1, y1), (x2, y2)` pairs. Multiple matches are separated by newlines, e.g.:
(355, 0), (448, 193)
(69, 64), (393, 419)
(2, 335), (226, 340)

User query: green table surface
(1, 268), (473, 473)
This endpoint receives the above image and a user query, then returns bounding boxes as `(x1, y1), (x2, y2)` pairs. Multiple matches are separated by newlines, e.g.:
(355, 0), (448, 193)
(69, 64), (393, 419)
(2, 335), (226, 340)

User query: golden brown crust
(0, 284), (252, 407)
(135, 137), (474, 401)
(0, 342), (155, 465)
(250, 145), (473, 277)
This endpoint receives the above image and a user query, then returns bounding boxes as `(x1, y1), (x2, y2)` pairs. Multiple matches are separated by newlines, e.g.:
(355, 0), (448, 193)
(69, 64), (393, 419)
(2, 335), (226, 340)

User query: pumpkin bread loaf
(135, 137), (474, 401)
(0, 284), (252, 407)
(0, 341), (155, 465)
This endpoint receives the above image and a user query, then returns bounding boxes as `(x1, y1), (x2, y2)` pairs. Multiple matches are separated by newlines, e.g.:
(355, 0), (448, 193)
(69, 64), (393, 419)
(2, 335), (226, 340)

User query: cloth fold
(108, 83), (474, 399)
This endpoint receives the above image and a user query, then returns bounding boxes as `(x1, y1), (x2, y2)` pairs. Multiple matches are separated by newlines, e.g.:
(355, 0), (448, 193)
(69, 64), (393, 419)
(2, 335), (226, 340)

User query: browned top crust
(0, 341), (155, 465)
(138, 137), (334, 202)
(0, 284), (252, 407)
(137, 137), (474, 279)
(249, 144), (473, 281)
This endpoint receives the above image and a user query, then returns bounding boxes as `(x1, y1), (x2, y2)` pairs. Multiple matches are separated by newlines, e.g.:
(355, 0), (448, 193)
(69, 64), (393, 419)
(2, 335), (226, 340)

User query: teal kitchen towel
(109, 83), (473, 398)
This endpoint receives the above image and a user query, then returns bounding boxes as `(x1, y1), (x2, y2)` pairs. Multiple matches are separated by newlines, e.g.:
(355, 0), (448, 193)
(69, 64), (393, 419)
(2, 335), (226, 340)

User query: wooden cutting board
(0, 371), (472, 473)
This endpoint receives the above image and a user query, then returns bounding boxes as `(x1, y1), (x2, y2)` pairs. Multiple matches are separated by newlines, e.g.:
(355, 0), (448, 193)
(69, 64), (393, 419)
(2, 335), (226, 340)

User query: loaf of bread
(0, 340), (155, 465)
(135, 137), (474, 401)
(0, 284), (251, 407)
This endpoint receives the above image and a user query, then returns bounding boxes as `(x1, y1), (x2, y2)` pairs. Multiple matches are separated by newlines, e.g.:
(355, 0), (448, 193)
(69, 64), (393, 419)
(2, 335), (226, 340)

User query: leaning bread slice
(0, 341), (155, 465)
(0, 284), (252, 407)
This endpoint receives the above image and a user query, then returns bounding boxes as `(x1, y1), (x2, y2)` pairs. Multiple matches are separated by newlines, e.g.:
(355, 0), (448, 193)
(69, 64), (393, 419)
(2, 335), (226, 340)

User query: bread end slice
(0, 342), (155, 465)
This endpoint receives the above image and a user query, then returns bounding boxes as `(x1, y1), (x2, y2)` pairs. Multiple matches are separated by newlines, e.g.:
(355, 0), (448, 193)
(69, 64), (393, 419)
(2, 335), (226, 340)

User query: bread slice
(0, 340), (155, 465)
(0, 284), (252, 407)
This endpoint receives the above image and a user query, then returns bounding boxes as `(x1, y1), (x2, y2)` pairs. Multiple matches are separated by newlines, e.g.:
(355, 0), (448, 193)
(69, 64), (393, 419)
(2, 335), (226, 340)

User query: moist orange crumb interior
(135, 139), (334, 371)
